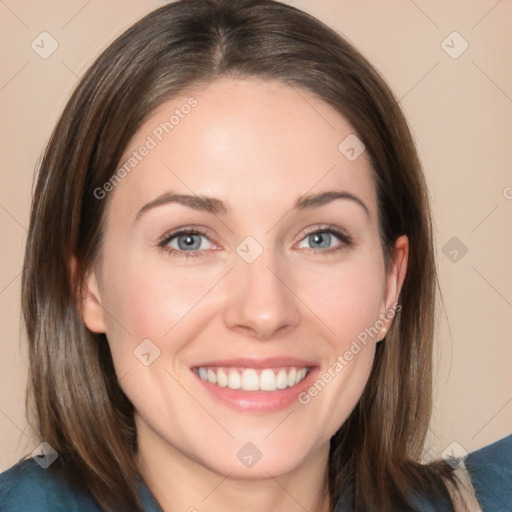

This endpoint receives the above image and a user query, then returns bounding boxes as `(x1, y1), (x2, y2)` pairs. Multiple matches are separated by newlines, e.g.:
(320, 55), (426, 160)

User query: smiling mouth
(193, 366), (310, 392)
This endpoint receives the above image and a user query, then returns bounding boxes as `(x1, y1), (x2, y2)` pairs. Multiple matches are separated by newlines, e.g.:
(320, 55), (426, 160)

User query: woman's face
(83, 78), (407, 479)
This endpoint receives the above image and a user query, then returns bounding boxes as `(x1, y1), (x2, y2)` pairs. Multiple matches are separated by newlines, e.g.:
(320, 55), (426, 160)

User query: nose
(222, 253), (301, 340)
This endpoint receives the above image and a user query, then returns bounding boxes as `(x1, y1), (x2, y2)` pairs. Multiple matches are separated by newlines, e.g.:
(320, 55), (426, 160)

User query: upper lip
(191, 357), (317, 369)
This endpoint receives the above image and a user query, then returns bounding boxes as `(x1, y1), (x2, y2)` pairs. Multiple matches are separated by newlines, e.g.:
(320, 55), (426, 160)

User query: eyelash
(157, 225), (352, 258)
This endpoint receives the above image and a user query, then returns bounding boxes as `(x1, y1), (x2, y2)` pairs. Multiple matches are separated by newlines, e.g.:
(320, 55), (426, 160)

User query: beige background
(1, 0), (511, 470)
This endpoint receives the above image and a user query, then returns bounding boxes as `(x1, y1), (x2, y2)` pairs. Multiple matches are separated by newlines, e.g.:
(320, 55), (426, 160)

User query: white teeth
(207, 368), (217, 384)
(196, 366), (310, 392)
(241, 369), (259, 391)
(228, 370), (241, 390)
(259, 369), (276, 391)
(276, 369), (288, 389)
(217, 368), (228, 387)
(287, 367), (297, 387)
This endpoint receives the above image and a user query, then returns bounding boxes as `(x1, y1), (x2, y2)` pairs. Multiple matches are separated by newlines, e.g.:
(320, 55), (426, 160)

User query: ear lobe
(81, 270), (107, 333)
(379, 235), (409, 338)
(389, 234), (408, 300)
(70, 258), (107, 334)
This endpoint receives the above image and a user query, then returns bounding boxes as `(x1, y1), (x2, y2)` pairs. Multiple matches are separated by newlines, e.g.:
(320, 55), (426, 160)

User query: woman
(0, 0), (509, 510)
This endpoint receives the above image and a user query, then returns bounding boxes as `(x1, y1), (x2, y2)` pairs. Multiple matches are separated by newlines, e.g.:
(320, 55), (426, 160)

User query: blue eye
(159, 229), (215, 257)
(302, 231), (335, 249)
(158, 225), (352, 258)
(172, 233), (208, 251)
(297, 227), (351, 254)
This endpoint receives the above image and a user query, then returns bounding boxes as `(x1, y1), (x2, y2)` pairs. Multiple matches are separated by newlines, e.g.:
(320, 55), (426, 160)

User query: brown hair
(22, 0), (464, 510)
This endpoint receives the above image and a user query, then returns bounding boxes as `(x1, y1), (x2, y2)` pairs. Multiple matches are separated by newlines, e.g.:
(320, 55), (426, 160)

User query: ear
(70, 257), (107, 333)
(378, 234), (409, 341)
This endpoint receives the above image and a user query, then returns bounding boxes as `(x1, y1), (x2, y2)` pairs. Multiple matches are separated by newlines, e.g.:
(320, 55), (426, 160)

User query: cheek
(297, 253), (386, 347)
(291, 250), (385, 426)
(100, 256), (226, 355)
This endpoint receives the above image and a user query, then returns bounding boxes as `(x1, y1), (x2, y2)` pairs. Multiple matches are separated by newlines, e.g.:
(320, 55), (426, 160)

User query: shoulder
(464, 434), (512, 512)
(334, 435), (512, 512)
(0, 458), (101, 512)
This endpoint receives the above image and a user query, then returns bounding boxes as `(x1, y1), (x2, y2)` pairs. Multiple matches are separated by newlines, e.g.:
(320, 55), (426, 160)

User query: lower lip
(193, 368), (318, 413)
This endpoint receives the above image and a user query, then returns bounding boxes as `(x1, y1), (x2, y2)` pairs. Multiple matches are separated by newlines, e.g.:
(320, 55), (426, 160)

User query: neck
(136, 423), (331, 512)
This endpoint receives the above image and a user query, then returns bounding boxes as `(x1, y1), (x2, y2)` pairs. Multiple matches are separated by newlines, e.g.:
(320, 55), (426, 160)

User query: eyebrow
(134, 189), (369, 221)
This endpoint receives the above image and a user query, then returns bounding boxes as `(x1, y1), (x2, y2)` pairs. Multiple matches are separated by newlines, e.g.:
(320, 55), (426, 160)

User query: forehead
(107, 77), (377, 222)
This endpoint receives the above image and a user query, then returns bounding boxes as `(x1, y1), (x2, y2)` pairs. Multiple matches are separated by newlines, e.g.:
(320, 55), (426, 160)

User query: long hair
(22, 0), (461, 510)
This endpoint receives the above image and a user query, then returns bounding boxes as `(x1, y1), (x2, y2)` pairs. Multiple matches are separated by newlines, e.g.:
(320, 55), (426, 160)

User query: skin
(82, 77), (408, 512)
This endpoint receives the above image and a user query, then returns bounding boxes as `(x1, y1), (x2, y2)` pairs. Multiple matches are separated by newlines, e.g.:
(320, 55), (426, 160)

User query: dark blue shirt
(1, 434), (511, 511)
